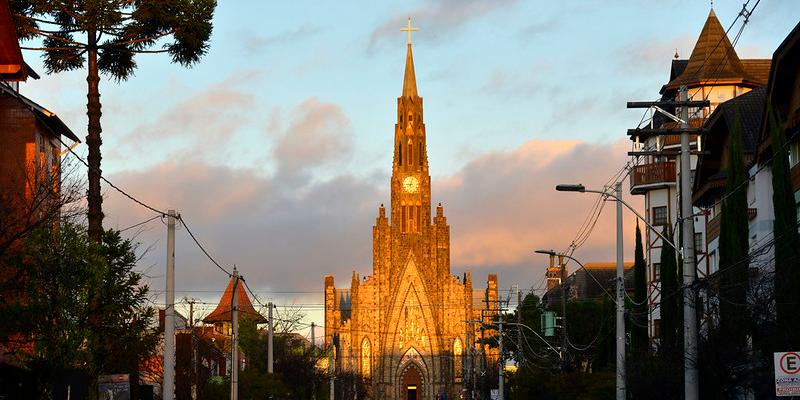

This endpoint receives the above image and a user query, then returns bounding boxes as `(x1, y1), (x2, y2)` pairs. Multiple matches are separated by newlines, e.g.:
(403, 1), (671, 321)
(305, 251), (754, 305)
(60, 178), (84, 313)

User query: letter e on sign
(775, 352), (800, 396)
(782, 353), (800, 375)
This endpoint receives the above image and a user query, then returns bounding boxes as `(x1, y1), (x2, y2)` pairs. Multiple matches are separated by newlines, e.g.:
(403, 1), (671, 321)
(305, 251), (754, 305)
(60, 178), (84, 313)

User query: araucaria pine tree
(11, 0), (217, 240)
(658, 225), (680, 354)
(718, 115), (750, 349)
(767, 108), (800, 346)
(632, 221), (649, 354)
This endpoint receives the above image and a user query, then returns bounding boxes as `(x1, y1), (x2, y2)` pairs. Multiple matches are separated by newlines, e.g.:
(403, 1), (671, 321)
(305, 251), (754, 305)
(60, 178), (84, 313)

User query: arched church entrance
(399, 362), (424, 400)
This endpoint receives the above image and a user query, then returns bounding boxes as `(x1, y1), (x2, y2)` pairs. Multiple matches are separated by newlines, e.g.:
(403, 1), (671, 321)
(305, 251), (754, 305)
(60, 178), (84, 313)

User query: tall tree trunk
(659, 226), (680, 355)
(86, 29), (104, 241)
(632, 222), (649, 353)
(768, 108), (800, 346)
(718, 116), (750, 350)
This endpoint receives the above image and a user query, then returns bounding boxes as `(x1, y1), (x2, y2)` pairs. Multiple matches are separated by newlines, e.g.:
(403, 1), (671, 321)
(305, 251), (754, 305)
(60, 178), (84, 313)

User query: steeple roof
(402, 44), (418, 97)
(665, 9), (759, 90)
(203, 276), (267, 324)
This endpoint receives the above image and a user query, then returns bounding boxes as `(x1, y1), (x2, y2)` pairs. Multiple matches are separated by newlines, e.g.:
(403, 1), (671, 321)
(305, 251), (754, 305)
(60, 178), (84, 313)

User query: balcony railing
(630, 161), (676, 194)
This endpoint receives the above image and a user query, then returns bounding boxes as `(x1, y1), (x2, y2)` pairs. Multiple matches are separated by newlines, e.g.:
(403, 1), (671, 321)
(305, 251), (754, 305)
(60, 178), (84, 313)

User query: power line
(178, 215), (233, 277)
(119, 214), (163, 233)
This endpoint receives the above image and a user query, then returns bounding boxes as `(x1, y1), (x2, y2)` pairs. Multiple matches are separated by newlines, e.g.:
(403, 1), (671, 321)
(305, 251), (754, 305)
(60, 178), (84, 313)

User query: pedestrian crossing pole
(231, 268), (239, 400)
(268, 302), (274, 373)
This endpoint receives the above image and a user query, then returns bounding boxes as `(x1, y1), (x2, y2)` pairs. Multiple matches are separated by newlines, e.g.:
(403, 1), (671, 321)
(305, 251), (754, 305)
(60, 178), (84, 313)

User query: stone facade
(324, 41), (498, 400)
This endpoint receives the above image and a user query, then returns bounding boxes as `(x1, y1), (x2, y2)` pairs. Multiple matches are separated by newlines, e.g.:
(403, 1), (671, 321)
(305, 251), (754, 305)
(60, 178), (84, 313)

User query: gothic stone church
(324, 34), (499, 400)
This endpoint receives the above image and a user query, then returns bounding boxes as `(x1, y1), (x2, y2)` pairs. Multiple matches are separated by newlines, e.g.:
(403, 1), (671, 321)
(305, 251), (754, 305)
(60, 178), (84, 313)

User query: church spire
(402, 44), (418, 97)
(400, 18), (419, 97)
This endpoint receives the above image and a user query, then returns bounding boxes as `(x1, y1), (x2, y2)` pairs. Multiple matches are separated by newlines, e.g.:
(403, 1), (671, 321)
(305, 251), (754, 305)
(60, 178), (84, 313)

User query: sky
(17, 0), (800, 329)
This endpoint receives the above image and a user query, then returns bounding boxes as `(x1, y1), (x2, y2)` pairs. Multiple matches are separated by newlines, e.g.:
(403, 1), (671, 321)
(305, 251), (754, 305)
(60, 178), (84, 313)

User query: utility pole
(329, 344), (335, 400)
(185, 297), (198, 400)
(230, 269), (240, 400)
(627, 91), (708, 400)
(559, 254), (567, 366)
(615, 182), (625, 400)
(311, 322), (316, 351)
(268, 302), (274, 374)
(517, 288), (523, 369)
(163, 210), (176, 400)
(679, 85), (699, 400)
(498, 313), (504, 400)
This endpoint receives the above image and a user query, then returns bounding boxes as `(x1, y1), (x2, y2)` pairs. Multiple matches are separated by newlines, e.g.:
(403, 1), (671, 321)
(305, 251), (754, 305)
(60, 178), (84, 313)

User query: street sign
(775, 352), (800, 396)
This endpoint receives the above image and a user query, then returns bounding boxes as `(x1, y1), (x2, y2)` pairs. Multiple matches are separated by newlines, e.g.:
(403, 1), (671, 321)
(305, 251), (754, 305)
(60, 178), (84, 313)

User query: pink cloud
(101, 136), (641, 310)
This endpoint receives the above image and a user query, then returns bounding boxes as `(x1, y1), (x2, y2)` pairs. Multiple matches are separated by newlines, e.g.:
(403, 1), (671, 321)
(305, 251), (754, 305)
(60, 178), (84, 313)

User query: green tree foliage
(767, 108), (800, 346)
(631, 222), (649, 354)
(718, 114), (750, 349)
(11, 0), (217, 240)
(508, 366), (615, 399)
(0, 222), (158, 399)
(658, 226), (680, 355)
(213, 316), (328, 400)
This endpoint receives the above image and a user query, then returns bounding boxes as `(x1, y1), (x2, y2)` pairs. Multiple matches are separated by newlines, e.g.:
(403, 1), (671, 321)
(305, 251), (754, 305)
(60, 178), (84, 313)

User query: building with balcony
(627, 8), (770, 343)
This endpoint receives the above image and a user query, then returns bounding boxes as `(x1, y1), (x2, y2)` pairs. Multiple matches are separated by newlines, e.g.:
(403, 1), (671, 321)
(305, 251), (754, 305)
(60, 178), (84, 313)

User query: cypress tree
(768, 107), (800, 346)
(632, 222), (649, 353)
(718, 114), (750, 349)
(659, 226), (680, 355)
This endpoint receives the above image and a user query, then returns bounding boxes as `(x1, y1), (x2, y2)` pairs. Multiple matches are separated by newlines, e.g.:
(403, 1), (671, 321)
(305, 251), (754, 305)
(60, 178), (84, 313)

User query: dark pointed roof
(402, 44), (418, 97)
(203, 276), (267, 324)
(692, 86), (767, 205)
(666, 9), (761, 90)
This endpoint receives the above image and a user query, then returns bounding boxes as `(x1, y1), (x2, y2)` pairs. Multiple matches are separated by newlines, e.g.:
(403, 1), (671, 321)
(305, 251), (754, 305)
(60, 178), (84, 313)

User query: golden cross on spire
(400, 17), (419, 45)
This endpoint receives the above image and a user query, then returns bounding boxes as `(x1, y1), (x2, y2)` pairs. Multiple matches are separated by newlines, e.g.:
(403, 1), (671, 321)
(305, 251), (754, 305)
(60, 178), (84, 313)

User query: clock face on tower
(403, 176), (420, 193)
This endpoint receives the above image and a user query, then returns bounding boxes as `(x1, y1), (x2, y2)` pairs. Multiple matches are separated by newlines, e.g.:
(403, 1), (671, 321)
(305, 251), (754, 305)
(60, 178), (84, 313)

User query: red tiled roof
(0, 0), (26, 81)
(203, 276), (267, 324)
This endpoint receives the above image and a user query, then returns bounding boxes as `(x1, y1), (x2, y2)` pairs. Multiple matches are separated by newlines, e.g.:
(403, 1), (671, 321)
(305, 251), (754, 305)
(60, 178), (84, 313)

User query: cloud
(242, 25), (322, 53)
(103, 134), (640, 317)
(368, 0), (517, 52)
(517, 18), (559, 40)
(478, 68), (545, 98)
(434, 139), (638, 290)
(272, 97), (353, 179)
(615, 35), (695, 75)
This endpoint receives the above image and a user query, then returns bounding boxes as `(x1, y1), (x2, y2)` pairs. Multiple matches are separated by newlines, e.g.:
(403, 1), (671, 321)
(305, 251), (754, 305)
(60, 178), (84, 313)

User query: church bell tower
(391, 30), (431, 236)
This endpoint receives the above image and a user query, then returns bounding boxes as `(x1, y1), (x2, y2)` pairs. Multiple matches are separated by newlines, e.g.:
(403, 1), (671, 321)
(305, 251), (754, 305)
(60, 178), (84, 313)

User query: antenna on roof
(674, 49), (679, 59)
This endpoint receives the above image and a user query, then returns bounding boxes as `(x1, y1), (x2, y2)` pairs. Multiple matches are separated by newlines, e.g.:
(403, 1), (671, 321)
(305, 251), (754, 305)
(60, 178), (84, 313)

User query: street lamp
(555, 182), (626, 400)
(555, 184), (678, 250)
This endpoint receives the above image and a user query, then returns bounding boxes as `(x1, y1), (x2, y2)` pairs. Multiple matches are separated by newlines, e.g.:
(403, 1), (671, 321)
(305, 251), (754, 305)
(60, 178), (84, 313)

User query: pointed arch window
(361, 338), (372, 378)
(418, 141), (423, 166)
(398, 142), (403, 166)
(407, 140), (413, 166)
(453, 337), (463, 379)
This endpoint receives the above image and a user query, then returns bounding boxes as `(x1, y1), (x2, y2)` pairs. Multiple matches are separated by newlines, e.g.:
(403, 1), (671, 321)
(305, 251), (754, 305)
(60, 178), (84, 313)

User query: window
(789, 139), (799, 167)
(407, 142), (413, 166)
(694, 232), (704, 254)
(419, 142), (423, 166)
(361, 338), (371, 378)
(653, 263), (661, 280)
(398, 143), (403, 166)
(453, 337), (463, 380)
(653, 319), (661, 339)
(653, 206), (668, 226)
